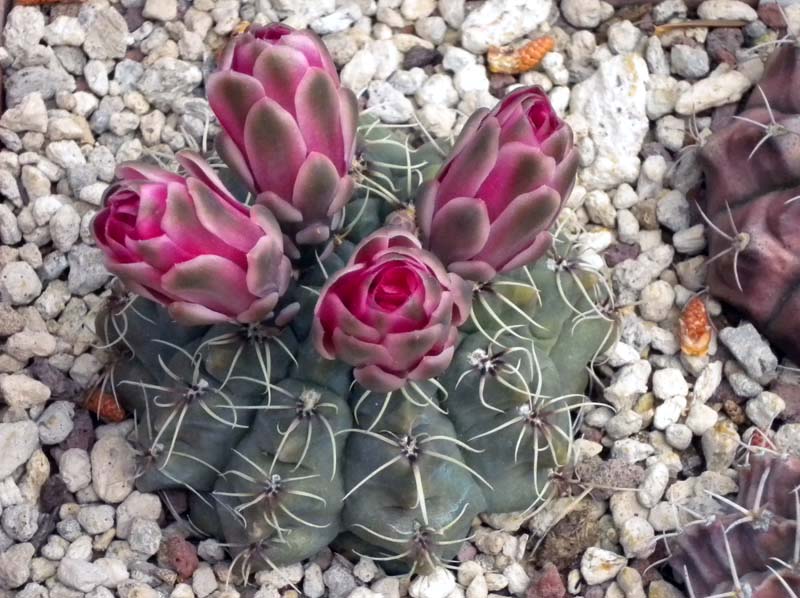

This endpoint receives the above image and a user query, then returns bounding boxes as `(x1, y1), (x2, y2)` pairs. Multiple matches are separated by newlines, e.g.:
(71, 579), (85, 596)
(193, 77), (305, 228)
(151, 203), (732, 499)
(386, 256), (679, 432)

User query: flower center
(372, 265), (419, 312)
(528, 100), (558, 142)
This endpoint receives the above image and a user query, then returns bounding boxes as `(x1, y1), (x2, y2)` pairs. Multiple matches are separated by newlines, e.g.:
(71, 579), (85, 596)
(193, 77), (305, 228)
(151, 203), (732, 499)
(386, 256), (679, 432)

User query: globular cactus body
(92, 22), (616, 577)
(669, 453), (800, 597)
(700, 45), (800, 363)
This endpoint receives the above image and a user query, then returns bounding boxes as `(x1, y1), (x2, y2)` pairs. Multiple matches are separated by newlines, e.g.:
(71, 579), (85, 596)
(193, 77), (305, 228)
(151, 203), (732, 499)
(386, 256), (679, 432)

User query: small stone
(606, 410), (644, 439)
(584, 190), (616, 227)
(341, 49), (377, 93)
(58, 558), (107, 593)
(91, 435), (138, 503)
(465, 574), (487, 598)
(0, 374), (50, 408)
(116, 491), (162, 538)
(686, 401), (718, 436)
(129, 518), (162, 556)
(77, 504), (115, 534)
(608, 20), (641, 54)
(0, 420), (40, 479)
(2, 504), (39, 541)
(59, 448), (92, 492)
(94, 557), (129, 588)
(670, 45), (710, 79)
(673, 224), (706, 255)
(192, 565), (218, 598)
(746, 391), (785, 429)
(580, 547), (626, 585)
(354, 558), (379, 583)
(697, 0), (757, 21)
(367, 81), (415, 123)
(562, 0), (614, 28)
(68, 245), (110, 295)
(719, 322), (778, 380)
(4, 7), (46, 59)
(639, 281), (675, 322)
(137, 58), (203, 112)
(454, 63), (490, 97)
(610, 492), (650, 528)
(693, 361), (723, 403)
(652, 368), (689, 400)
(605, 360), (652, 411)
(1, 262), (42, 305)
(637, 462), (670, 508)
(675, 68), (751, 115)
(303, 563), (325, 598)
(162, 535), (198, 581)
(0, 93), (47, 133)
(776, 424), (800, 457)
(725, 360), (763, 397)
(665, 423), (693, 450)
(143, 0), (178, 21)
(38, 401), (76, 445)
(82, 7), (129, 60)
(611, 439), (655, 464)
(618, 517), (655, 558)
(409, 567), (455, 598)
(656, 190), (690, 232)
(45, 16), (86, 46)
(702, 419), (739, 470)
(0, 542), (34, 589)
(65, 535), (92, 560)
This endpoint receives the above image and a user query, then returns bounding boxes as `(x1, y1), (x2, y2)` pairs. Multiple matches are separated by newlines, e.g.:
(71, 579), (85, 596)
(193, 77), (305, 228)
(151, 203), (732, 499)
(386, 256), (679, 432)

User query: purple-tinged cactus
(313, 228), (471, 392)
(416, 87), (579, 283)
(699, 45), (800, 363)
(207, 23), (358, 250)
(93, 152), (292, 325)
(669, 452), (800, 597)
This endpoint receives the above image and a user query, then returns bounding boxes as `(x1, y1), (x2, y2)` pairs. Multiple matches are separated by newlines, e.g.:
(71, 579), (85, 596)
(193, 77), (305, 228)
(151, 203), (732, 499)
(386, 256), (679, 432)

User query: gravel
(0, 1), (792, 596)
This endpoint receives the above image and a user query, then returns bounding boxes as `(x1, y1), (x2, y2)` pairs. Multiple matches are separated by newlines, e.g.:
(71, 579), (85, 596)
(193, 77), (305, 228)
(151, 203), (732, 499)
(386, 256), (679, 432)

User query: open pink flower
(312, 229), (471, 392)
(208, 23), (358, 249)
(417, 87), (578, 282)
(93, 152), (292, 325)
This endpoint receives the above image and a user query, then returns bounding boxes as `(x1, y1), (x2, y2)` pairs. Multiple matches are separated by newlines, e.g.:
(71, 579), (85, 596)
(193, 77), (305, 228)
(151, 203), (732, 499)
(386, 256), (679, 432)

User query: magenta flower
(208, 23), (358, 250)
(417, 87), (579, 282)
(312, 229), (471, 392)
(93, 152), (293, 326)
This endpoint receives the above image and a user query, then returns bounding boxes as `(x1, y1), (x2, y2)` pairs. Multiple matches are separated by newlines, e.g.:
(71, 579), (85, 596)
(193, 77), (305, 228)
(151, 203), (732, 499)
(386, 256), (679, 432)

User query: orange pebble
(84, 389), (127, 424)
(232, 20), (251, 36)
(680, 296), (711, 357)
(487, 36), (555, 75)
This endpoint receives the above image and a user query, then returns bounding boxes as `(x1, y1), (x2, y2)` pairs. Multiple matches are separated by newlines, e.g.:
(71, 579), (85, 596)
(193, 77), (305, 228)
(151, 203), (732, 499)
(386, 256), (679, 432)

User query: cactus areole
(92, 23), (615, 576)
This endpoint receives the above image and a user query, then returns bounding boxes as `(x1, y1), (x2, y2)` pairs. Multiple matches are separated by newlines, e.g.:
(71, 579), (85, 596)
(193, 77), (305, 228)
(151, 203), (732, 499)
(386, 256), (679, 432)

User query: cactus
(699, 44), (800, 363)
(92, 23), (616, 578)
(668, 451), (800, 597)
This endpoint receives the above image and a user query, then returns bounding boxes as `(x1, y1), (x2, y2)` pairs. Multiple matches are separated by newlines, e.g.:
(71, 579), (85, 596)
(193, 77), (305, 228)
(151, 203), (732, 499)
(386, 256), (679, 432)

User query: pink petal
(473, 142), (556, 221)
(186, 178), (260, 252)
(435, 117), (500, 208)
(406, 345), (456, 382)
(252, 44), (310, 117)
(473, 187), (561, 272)
(428, 196), (491, 264)
(207, 71), (265, 147)
(295, 69), (345, 172)
(354, 365), (406, 393)
(168, 302), (233, 326)
(215, 131), (256, 192)
(244, 97), (307, 199)
(292, 152), (340, 221)
(255, 191), (304, 223)
(161, 255), (252, 316)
